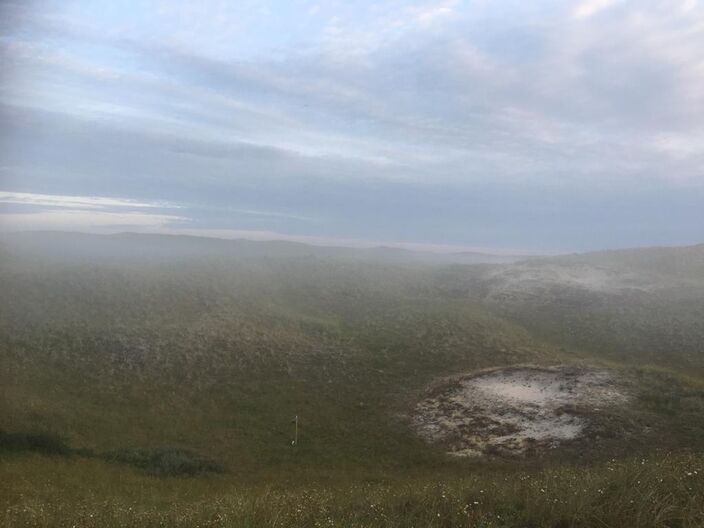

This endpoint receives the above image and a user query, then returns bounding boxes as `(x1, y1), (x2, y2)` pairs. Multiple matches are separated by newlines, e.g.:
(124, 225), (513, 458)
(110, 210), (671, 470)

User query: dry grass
(2, 453), (703, 527)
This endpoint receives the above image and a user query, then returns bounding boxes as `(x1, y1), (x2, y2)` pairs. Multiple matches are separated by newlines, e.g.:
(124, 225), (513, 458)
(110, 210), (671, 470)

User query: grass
(2, 453), (703, 527)
(1, 241), (704, 526)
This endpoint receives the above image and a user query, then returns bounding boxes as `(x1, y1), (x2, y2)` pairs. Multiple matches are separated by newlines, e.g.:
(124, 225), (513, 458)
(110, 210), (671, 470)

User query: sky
(1, 0), (703, 254)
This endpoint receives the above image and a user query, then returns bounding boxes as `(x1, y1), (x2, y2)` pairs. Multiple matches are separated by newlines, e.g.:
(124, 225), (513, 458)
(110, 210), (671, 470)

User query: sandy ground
(413, 366), (628, 457)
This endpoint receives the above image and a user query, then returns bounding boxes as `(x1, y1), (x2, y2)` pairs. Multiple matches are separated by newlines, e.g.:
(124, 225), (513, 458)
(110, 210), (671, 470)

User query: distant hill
(544, 244), (704, 280)
(0, 230), (524, 265)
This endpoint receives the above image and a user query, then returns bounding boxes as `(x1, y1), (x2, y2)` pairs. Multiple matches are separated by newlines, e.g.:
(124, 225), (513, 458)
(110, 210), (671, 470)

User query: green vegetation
(1, 233), (703, 526)
(103, 447), (225, 477)
(2, 453), (702, 527)
(0, 431), (72, 456)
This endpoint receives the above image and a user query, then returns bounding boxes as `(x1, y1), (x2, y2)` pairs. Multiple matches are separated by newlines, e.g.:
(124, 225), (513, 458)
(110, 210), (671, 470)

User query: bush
(0, 430), (72, 455)
(103, 447), (225, 477)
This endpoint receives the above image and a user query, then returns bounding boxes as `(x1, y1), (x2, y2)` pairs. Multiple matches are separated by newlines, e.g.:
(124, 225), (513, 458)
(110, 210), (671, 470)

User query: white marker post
(291, 415), (298, 446)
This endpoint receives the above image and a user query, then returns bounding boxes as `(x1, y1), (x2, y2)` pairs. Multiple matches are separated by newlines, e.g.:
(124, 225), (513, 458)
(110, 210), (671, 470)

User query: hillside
(0, 231), (522, 265)
(1, 232), (704, 527)
(477, 246), (704, 374)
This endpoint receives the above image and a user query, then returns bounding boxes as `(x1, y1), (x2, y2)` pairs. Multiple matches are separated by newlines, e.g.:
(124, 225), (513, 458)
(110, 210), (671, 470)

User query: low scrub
(0, 430), (72, 456)
(103, 447), (225, 477)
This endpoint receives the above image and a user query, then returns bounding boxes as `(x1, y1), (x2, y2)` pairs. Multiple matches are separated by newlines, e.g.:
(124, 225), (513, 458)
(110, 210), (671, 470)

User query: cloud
(0, 191), (176, 210)
(0, 209), (186, 232)
(223, 208), (319, 222)
(410, 0), (461, 27)
(1, 0), (704, 251)
(573, 0), (622, 19)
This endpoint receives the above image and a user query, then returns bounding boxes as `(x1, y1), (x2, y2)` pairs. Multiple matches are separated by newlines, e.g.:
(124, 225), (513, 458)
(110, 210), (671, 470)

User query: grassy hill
(1, 232), (703, 527)
(475, 245), (704, 375)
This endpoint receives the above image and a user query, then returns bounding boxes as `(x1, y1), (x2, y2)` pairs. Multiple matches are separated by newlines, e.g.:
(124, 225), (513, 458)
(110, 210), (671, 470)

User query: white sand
(413, 366), (627, 456)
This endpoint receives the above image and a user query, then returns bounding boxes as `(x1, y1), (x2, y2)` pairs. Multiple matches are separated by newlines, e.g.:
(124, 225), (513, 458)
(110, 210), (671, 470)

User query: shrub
(0, 430), (72, 455)
(103, 447), (225, 476)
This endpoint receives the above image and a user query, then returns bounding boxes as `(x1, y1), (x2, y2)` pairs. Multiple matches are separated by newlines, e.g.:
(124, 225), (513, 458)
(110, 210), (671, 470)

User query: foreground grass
(2, 453), (703, 527)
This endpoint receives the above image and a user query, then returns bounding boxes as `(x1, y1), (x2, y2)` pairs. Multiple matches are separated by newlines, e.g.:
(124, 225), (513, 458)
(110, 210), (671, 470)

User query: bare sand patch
(413, 366), (628, 457)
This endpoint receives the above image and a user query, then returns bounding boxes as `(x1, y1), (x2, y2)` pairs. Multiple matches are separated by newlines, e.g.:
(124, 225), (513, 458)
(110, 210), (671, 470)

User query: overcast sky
(1, 0), (703, 253)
